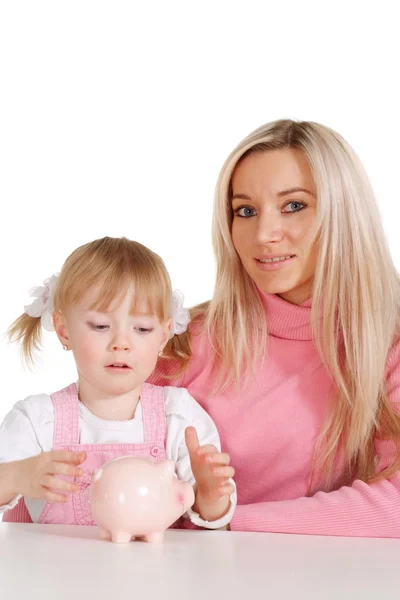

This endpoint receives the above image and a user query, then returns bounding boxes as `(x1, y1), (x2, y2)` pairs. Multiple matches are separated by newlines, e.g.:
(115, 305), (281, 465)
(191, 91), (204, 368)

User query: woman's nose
(254, 211), (284, 245)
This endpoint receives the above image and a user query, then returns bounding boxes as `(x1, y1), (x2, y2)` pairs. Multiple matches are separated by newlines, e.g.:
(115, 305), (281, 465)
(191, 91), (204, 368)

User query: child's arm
(0, 451), (86, 506)
(165, 386), (236, 528)
(0, 461), (22, 507)
(185, 426), (235, 522)
(0, 398), (86, 511)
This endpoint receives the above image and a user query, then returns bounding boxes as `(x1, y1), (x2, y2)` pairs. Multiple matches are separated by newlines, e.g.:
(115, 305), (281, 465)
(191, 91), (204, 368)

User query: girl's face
(231, 148), (318, 305)
(54, 285), (170, 399)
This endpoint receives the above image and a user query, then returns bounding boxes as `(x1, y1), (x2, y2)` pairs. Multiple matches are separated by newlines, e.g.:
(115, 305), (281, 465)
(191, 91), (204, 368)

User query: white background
(0, 1), (399, 421)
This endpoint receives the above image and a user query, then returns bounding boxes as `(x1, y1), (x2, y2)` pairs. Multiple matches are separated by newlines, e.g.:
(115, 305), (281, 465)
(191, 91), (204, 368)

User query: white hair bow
(169, 289), (190, 339)
(24, 274), (59, 332)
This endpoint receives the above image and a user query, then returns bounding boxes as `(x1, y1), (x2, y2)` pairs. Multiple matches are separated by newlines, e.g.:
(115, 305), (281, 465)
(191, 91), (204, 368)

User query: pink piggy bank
(90, 456), (195, 544)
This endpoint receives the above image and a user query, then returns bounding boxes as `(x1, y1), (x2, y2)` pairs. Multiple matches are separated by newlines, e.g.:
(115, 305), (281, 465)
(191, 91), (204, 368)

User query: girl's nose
(109, 332), (131, 352)
(110, 342), (131, 351)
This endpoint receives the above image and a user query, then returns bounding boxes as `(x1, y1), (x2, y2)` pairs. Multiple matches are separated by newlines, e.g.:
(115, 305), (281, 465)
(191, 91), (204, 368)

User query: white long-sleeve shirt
(0, 385), (236, 528)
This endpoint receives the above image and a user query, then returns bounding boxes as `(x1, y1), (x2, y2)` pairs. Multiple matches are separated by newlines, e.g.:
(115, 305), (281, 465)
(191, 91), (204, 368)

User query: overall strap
(51, 383), (80, 446)
(140, 383), (167, 446)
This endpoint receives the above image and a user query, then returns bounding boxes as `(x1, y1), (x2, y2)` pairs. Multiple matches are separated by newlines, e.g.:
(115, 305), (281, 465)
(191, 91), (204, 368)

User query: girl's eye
(283, 201), (306, 213)
(234, 206), (256, 218)
(89, 324), (109, 331)
(135, 327), (154, 334)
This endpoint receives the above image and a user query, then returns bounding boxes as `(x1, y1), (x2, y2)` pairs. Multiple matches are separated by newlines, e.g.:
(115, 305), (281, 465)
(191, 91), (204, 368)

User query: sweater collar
(258, 288), (313, 341)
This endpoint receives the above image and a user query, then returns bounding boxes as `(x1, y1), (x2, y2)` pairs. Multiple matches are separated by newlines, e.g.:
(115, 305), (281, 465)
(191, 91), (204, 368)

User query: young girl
(0, 236), (236, 529)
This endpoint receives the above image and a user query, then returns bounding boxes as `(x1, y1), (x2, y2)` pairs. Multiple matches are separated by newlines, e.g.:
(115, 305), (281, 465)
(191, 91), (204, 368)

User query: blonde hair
(8, 237), (191, 371)
(202, 119), (400, 488)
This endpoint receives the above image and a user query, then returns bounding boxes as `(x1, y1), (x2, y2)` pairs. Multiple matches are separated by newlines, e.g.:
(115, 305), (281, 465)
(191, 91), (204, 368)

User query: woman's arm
(230, 473), (400, 537)
(231, 343), (400, 537)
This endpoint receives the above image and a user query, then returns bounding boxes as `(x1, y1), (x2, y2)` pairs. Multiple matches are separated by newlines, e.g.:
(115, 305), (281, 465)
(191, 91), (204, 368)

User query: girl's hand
(13, 450), (87, 503)
(185, 426), (235, 521)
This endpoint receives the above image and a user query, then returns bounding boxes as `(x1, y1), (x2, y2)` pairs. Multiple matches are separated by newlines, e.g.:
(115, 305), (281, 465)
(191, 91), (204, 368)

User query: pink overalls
(3, 382), (167, 524)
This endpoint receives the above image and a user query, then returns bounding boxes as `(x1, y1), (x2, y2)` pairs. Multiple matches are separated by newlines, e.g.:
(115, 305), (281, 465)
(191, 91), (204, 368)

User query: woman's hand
(185, 426), (235, 521)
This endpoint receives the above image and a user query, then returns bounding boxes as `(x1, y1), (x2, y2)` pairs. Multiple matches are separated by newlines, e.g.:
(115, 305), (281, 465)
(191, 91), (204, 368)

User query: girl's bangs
(90, 269), (170, 320)
(56, 237), (172, 321)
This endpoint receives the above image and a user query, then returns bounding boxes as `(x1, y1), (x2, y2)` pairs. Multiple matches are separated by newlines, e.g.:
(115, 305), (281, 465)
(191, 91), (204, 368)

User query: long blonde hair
(203, 119), (400, 487)
(8, 237), (191, 370)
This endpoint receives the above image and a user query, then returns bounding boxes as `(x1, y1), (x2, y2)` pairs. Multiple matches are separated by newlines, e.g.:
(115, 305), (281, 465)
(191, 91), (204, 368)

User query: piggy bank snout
(177, 480), (195, 512)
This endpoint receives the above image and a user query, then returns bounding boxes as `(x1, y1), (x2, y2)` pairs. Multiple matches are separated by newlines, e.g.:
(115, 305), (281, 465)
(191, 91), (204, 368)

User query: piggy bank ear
(157, 460), (176, 481)
(92, 468), (103, 482)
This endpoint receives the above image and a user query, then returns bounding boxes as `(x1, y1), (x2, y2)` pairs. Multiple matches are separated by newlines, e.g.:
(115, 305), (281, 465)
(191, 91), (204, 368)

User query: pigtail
(7, 274), (58, 366)
(156, 304), (209, 381)
(7, 312), (43, 366)
(159, 330), (191, 380)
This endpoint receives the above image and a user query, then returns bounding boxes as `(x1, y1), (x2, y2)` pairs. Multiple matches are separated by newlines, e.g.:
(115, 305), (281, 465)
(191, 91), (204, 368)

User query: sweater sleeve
(231, 342), (400, 538)
(231, 473), (400, 537)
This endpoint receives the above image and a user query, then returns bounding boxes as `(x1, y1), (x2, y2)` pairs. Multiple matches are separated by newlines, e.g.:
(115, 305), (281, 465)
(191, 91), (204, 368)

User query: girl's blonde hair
(200, 119), (400, 489)
(8, 237), (191, 370)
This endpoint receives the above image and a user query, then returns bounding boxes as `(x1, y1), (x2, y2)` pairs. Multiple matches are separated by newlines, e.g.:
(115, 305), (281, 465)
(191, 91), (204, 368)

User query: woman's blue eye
(234, 206), (256, 218)
(284, 202), (306, 213)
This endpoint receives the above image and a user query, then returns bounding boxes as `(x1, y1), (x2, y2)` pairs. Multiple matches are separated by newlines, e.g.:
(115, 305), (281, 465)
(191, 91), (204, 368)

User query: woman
(152, 119), (400, 537)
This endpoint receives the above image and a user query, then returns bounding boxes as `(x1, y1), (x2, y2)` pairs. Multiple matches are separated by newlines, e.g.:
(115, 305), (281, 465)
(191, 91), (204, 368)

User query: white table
(0, 523), (399, 599)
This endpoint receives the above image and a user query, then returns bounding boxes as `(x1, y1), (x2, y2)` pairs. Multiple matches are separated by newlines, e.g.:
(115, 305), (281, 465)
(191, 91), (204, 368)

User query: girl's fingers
(49, 450), (87, 464)
(196, 444), (219, 456)
(41, 474), (79, 493)
(211, 466), (235, 479)
(49, 461), (83, 478)
(218, 483), (236, 496)
(203, 452), (231, 465)
(43, 488), (69, 503)
(185, 427), (200, 455)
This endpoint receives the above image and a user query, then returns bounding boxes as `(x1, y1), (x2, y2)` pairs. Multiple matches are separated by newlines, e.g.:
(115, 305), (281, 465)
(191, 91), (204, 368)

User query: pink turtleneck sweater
(151, 292), (400, 537)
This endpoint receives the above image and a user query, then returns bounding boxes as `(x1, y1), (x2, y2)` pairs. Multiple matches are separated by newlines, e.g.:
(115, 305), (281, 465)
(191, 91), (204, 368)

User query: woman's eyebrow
(231, 193), (251, 201)
(277, 187), (315, 197)
(232, 188), (315, 202)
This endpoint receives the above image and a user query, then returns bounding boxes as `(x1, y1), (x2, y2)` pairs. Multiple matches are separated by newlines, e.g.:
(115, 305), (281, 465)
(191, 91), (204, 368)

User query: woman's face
(231, 148), (318, 305)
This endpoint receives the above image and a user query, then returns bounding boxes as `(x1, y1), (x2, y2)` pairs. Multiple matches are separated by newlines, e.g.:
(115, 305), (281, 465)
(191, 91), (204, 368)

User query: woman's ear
(53, 311), (70, 349)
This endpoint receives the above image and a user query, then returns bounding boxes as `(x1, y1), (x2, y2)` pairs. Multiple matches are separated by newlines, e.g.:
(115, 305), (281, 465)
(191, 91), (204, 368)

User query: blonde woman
(152, 119), (400, 537)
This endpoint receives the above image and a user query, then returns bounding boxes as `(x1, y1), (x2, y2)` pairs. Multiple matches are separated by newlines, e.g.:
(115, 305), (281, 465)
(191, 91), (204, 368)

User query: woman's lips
(254, 255), (296, 271)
